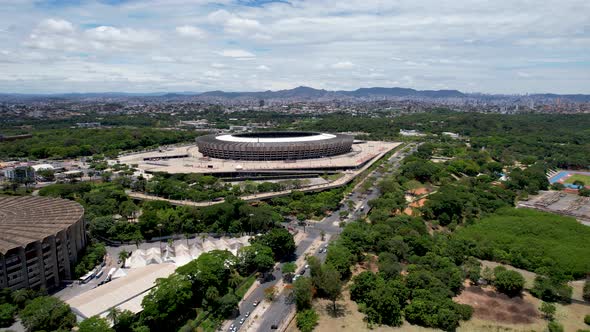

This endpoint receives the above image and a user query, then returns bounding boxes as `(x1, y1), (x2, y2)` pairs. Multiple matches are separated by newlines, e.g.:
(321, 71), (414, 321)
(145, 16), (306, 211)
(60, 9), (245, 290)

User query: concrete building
(0, 196), (86, 290)
(4, 166), (35, 184)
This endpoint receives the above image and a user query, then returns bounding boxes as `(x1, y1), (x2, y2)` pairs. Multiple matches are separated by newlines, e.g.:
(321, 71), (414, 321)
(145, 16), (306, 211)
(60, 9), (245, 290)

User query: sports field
(549, 170), (590, 189)
(563, 173), (590, 185)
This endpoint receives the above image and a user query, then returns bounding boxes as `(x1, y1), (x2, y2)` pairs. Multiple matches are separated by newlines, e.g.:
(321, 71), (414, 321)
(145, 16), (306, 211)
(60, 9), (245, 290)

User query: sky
(0, 0), (589, 94)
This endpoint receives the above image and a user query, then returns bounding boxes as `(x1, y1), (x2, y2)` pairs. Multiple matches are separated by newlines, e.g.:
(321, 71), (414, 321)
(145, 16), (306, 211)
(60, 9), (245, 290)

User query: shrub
(547, 321), (564, 332)
(296, 309), (319, 332)
(585, 314), (590, 325)
(0, 303), (16, 327)
(584, 279), (590, 302)
(494, 270), (525, 297)
(531, 276), (572, 303)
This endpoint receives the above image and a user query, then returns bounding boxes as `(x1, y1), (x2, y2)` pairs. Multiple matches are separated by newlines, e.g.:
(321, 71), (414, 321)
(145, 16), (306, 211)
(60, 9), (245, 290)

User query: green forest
(455, 208), (590, 279)
(0, 128), (198, 160)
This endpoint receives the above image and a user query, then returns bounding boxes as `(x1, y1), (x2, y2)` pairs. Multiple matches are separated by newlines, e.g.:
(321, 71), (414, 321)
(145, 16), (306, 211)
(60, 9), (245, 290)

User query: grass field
(563, 173), (590, 185)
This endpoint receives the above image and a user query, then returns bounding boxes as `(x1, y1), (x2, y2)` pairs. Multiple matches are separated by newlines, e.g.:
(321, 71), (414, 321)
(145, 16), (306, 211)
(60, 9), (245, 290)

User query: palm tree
(12, 289), (30, 308)
(200, 233), (207, 244)
(118, 250), (130, 267)
(228, 271), (242, 289)
(107, 307), (122, 325)
(320, 230), (326, 241)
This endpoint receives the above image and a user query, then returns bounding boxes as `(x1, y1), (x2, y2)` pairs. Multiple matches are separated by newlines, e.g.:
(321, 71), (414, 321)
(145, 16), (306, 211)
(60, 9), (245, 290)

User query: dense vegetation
(0, 288), (76, 332)
(0, 127), (197, 159)
(454, 208), (590, 279)
(303, 111), (590, 169)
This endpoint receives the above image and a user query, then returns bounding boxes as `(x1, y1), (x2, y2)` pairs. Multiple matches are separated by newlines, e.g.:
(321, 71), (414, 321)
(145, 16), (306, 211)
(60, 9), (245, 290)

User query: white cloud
(176, 25), (206, 38)
(37, 19), (75, 34)
(1, 0), (590, 93)
(85, 26), (157, 44)
(218, 49), (255, 58)
(256, 65), (270, 71)
(331, 61), (354, 69)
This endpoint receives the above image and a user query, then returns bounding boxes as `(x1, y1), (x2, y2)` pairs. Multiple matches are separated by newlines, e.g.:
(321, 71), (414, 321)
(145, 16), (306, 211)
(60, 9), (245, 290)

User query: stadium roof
(0, 196), (84, 254)
(216, 132), (336, 143)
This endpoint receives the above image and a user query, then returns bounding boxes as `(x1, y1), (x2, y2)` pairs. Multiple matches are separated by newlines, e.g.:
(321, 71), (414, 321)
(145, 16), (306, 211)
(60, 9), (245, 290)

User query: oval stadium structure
(196, 131), (354, 161)
(0, 196), (86, 290)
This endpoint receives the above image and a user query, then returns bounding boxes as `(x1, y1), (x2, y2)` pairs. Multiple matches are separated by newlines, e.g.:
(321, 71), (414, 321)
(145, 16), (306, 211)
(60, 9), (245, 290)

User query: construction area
(518, 191), (590, 225)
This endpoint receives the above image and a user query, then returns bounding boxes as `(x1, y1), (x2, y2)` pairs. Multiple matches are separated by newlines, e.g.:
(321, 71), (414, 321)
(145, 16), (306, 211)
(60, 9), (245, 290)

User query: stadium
(119, 131), (400, 179)
(0, 196), (86, 290)
(195, 131), (354, 161)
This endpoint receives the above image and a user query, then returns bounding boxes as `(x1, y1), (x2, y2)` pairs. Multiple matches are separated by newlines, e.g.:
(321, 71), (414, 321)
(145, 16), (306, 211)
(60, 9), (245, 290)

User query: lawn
(563, 173), (590, 185)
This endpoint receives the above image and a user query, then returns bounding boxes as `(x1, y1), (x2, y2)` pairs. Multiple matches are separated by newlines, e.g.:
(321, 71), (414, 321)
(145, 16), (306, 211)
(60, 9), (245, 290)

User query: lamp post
(157, 223), (163, 252)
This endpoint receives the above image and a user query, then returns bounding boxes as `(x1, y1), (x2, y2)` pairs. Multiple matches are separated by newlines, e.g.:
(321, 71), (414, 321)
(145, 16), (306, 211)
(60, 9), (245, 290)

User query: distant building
(0, 134), (33, 142)
(399, 129), (426, 137)
(442, 132), (460, 139)
(4, 166), (35, 184)
(76, 122), (101, 128)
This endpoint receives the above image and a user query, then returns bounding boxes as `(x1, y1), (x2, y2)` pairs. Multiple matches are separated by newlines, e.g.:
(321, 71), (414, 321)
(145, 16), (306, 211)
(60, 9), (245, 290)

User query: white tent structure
(125, 236), (251, 269)
(111, 268), (128, 280)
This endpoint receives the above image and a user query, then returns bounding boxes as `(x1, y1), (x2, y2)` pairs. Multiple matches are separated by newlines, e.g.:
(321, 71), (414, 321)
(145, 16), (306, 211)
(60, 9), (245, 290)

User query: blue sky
(0, 0), (589, 93)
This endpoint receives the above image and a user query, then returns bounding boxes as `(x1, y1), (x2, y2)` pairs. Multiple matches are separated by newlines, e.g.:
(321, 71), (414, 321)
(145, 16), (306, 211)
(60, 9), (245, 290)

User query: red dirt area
(454, 285), (539, 324)
(408, 187), (430, 196)
(404, 198), (428, 216)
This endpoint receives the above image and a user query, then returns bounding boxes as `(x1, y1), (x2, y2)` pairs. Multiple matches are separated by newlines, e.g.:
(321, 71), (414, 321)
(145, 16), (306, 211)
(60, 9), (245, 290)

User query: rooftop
(0, 196), (84, 254)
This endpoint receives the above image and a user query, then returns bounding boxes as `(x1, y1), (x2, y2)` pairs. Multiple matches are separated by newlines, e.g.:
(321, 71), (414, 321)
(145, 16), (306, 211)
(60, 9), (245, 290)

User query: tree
(252, 228), (296, 260)
(317, 266), (342, 313)
(20, 296), (76, 332)
(494, 269), (525, 297)
(377, 252), (401, 280)
(296, 309), (319, 332)
(325, 243), (353, 278)
(78, 316), (114, 332)
(118, 250), (130, 267)
(320, 230), (326, 241)
(113, 310), (136, 332)
(0, 303), (16, 328)
(140, 274), (193, 330)
(539, 302), (556, 320)
(264, 286), (277, 302)
(218, 293), (239, 318)
(584, 279), (590, 302)
(584, 314), (590, 325)
(107, 307), (122, 326)
(293, 277), (314, 311)
(283, 262), (297, 282)
(531, 276), (572, 303)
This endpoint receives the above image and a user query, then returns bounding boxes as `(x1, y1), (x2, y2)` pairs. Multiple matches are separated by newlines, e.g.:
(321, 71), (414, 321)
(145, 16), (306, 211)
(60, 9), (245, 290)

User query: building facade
(0, 196), (86, 290)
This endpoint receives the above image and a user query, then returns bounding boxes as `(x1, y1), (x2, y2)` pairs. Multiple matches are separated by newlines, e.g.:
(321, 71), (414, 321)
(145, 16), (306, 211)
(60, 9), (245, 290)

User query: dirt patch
(454, 285), (539, 324)
(352, 255), (378, 276)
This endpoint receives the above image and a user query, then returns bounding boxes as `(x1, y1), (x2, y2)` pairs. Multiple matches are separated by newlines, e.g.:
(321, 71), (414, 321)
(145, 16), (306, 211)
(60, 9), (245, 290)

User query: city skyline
(1, 0), (589, 94)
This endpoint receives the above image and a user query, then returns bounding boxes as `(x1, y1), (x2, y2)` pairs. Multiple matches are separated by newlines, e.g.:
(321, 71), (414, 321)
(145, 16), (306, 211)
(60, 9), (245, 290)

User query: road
(227, 143), (417, 332)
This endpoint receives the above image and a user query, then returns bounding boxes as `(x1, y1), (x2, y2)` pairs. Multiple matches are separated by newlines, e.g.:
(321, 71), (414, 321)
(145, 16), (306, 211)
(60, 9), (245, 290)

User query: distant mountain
(1, 87), (589, 102)
(198, 86), (465, 100)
